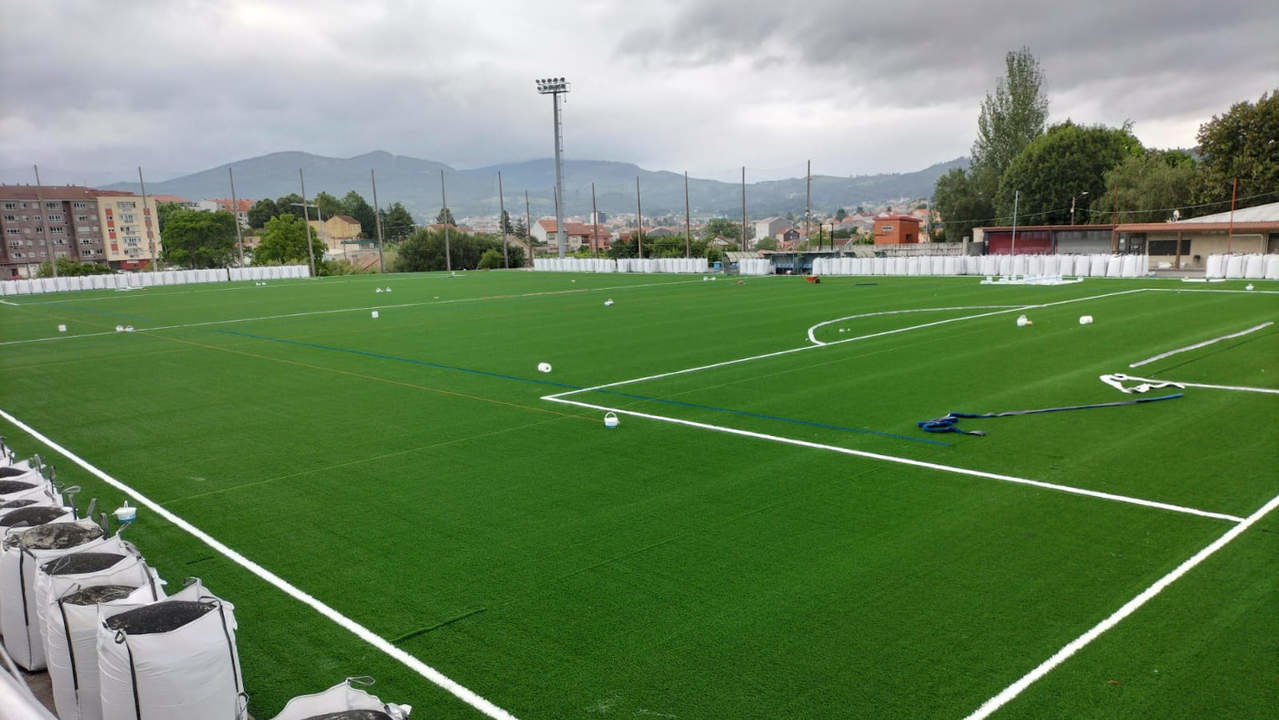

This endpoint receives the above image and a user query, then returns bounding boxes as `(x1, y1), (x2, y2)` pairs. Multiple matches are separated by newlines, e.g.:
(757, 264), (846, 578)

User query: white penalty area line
(1129, 321), (1274, 368)
(0, 408), (521, 720)
(0, 277), (704, 347)
(542, 395), (1243, 524)
(963, 491), (1279, 720)
(549, 288), (1148, 401)
(806, 306), (1025, 345)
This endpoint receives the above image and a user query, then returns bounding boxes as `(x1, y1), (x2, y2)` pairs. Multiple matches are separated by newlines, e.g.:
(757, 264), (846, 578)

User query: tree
(162, 209), (238, 268)
(1193, 89), (1279, 212)
(834, 208), (847, 221)
(155, 202), (183, 233)
(340, 191), (377, 238)
(478, 248), (504, 269)
(500, 210), (514, 234)
(380, 202), (415, 242)
(247, 199), (279, 228)
(513, 217), (528, 240)
(392, 228), (517, 272)
(754, 237), (778, 250)
(971, 47), (1049, 190)
(276, 193), (305, 221)
(435, 207), (456, 226)
(994, 121), (1142, 224)
(254, 213), (325, 266)
(1089, 150), (1198, 224)
(932, 167), (993, 242)
(37, 257), (112, 277)
(313, 191), (342, 220)
(700, 217), (740, 241)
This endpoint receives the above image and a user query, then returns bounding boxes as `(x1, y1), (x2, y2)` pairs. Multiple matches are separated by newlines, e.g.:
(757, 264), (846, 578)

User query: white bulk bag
(1224, 255), (1244, 278)
(1244, 254), (1265, 279)
(42, 546), (162, 720)
(98, 586), (245, 720)
(0, 466), (44, 490)
(1, 520), (107, 670)
(270, 678), (412, 720)
(1265, 255), (1279, 280)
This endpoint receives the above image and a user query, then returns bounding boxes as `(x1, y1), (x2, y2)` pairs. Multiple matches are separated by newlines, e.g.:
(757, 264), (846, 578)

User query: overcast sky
(2, 0), (1275, 185)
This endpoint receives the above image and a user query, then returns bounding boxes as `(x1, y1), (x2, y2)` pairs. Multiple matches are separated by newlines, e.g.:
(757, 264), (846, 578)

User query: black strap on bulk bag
(141, 560), (159, 600)
(58, 595), (80, 695)
(19, 547), (33, 661)
(211, 599), (243, 693)
(116, 630), (143, 720)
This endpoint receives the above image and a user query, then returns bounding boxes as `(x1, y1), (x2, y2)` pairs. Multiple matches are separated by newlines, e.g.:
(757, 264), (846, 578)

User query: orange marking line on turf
(152, 333), (593, 421)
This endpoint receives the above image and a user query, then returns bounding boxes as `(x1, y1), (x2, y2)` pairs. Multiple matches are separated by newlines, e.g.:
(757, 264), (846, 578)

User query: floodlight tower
(536, 76), (570, 257)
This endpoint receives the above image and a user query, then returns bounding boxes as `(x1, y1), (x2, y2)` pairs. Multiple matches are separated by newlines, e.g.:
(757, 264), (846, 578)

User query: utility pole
(635, 176), (643, 258)
(370, 169), (385, 273)
(298, 169), (317, 277)
(684, 171), (692, 259)
(590, 182), (599, 258)
(524, 190), (532, 267)
(440, 169), (451, 272)
(499, 171), (509, 268)
(740, 166), (747, 252)
(228, 167), (245, 266)
(32, 164), (56, 278)
(535, 77), (570, 257)
(1228, 177), (1238, 254)
(1010, 189), (1019, 257)
(805, 159), (811, 243)
(138, 167), (157, 272)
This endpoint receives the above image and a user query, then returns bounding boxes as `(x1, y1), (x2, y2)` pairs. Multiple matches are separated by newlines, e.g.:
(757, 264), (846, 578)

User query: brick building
(872, 214), (923, 245)
(0, 185), (121, 278)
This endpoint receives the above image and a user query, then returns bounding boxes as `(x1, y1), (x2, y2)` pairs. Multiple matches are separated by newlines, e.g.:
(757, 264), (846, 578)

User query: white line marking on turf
(0, 299), (18, 306)
(1128, 321), (1274, 368)
(1144, 288), (1279, 295)
(541, 395), (1244, 523)
(806, 306), (1025, 345)
(0, 408), (521, 720)
(0, 278), (703, 347)
(551, 289), (1147, 400)
(962, 491), (1279, 720)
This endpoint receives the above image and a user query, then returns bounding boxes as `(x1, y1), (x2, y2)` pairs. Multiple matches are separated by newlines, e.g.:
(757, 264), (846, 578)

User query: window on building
(1147, 239), (1191, 256)
(5, 228), (19, 235)
(73, 202), (88, 209)
(50, 226), (65, 234)
(45, 201), (59, 209)
(11, 252), (22, 259)
(76, 214), (91, 222)
(117, 201), (137, 209)
(121, 213), (136, 223)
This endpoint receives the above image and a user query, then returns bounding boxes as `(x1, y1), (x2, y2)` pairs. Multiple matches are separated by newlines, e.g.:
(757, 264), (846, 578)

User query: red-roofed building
(532, 219), (611, 252)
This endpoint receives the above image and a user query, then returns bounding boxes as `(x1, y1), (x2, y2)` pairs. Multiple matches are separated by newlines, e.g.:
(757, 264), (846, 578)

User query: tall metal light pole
(635, 176), (643, 258)
(1010, 189), (1019, 257)
(32, 164), (57, 278)
(524, 190), (533, 267)
(440, 169), (451, 272)
(498, 171), (509, 268)
(684, 171), (692, 259)
(298, 169), (317, 277)
(228, 167), (245, 266)
(138, 167), (157, 272)
(535, 76), (570, 258)
(370, 169), (385, 273)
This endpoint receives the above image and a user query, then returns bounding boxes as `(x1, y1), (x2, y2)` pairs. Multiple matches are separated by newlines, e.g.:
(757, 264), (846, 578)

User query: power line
(932, 189), (1279, 228)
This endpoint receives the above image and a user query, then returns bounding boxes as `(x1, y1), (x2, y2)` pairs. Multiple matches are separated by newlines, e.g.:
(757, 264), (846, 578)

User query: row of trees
(392, 228), (526, 272)
(933, 48), (1277, 240)
(247, 191), (416, 242)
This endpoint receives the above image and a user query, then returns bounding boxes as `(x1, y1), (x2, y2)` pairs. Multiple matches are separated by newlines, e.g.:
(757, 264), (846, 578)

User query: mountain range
(103, 151), (967, 222)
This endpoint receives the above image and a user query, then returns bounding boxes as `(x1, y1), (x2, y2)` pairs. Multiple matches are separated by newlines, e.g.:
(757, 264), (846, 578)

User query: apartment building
(97, 192), (164, 269)
(0, 185), (111, 278)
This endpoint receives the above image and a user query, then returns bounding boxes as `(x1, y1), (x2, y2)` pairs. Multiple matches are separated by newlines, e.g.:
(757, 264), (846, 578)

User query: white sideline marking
(0, 408), (521, 720)
(962, 492), (1279, 720)
(1144, 288), (1279, 295)
(806, 306), (1024, 345)
(1152, 379), (1279, 395)
(0, 278), (703, 347)
(0, 299), (18, 306)
(552, 289), (1147, 400)
(1129, 321), (1274, 367)
(542, 395), (1244, 523)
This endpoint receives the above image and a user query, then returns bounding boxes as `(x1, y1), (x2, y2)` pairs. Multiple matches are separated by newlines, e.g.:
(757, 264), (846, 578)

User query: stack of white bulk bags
(97, 581), (246, 720)
(41, 542), (163, 720)
(1, 520), (107, 669)
(271, 678), (412, 720)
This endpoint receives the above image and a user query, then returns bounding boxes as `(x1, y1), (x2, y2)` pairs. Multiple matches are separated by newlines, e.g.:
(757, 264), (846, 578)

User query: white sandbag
(270, 678), (411, 720)
(1104, 255), (1122, 278)
(1224, 255), (1244, 279)
(1, 520), (107, 670)
(41, 543), (162, 720)
(98, 585), (245, 720)
(1011, 255), (1028, 276)
(930, 256), (946, 275)
(1243, 254), (1265, 279)
(1266, 255), (1279, 280)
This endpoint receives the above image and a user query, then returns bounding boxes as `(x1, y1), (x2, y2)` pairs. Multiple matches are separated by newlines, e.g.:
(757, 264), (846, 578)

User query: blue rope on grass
(917, 393), (1184, 436)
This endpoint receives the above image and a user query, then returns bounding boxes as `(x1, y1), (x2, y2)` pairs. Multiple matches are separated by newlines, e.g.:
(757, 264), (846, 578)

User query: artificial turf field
(1, 270), (1276, 719)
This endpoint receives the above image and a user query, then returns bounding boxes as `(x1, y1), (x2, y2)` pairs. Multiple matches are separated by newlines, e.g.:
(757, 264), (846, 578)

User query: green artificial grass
(0, 271), (1275, 719)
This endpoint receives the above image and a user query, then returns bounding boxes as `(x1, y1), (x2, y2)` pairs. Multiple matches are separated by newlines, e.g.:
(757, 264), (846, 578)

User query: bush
(37, 258), (114, 277)
(478, 249), (504, 269)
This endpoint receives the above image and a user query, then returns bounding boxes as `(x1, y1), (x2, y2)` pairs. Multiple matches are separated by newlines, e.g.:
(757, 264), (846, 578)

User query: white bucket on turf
(371, 311), (379, 318)
(1079, 315), (1094, 325)
(537, 362), (552, 373)
(604, 412), (619, 429)
(1016, 314), (1032, 327)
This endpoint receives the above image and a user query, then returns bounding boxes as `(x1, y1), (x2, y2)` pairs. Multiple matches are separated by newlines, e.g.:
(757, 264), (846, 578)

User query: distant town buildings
(1, 185), (164, 277)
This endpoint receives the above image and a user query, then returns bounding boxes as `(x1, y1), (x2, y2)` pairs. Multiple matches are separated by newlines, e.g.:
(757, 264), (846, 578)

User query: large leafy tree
(247, 198), (279, 228)
(1193, 89), (1279, 211)
(994, 121), (1142, 224)
(700, 217), (741, 241)
(253, 213), (325, 266)
(313, 191), (343, 220)
(155, 201), (184, 233)
(1089, 150), (1198, 224)
(380, 202), (415, 242)
(162, 209), (238, 268)
(340, 191), (377, 238)
(972, 47), (1050, 188)
(435, 207), (456, 226)
(393, 228), (522, 272)
(932, 167), (993, 242)
(276, 193), (305, 221)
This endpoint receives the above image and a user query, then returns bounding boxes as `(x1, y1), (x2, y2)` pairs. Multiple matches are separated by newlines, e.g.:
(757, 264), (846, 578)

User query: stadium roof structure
(1175, 200), (1279, 224)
